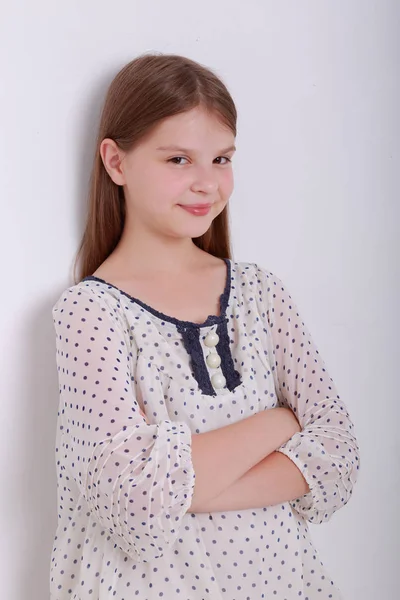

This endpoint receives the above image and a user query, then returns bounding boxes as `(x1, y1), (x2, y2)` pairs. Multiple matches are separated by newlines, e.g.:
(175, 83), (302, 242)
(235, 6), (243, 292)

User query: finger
(139, 408), (149, 422)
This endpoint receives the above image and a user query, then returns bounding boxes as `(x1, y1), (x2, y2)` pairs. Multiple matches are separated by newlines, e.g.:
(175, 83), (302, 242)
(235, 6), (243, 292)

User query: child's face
(116, 105), (236, 240)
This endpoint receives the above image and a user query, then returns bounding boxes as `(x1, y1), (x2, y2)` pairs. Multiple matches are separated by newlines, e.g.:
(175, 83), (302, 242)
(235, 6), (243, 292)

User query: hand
(280, 406), (302, 436)
(139, 407), (150, 424)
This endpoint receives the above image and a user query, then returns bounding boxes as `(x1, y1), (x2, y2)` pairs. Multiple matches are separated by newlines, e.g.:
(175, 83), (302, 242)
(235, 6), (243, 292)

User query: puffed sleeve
(258, 266), (360, 524)
(52, 284), (196, 562)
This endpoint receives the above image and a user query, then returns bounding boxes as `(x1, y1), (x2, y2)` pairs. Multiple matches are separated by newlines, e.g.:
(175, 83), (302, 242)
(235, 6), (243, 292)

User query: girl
(50, 53), (360, 599)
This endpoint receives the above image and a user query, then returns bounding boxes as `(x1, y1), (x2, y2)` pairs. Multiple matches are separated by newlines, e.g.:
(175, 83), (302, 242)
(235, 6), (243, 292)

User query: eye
(168, 157), (189, 165)
(167, 156), (232, 166)
(214, 156), (232, 165)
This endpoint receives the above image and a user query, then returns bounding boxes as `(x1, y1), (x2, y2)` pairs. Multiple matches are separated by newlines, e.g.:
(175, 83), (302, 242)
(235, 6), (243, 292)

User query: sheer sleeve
(52, 284), (196, 562)
(258, 266), (360, 524)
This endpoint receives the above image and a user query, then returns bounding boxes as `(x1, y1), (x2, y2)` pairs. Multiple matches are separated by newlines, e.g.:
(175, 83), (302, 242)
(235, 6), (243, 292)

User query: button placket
(203, 330), (226, 390)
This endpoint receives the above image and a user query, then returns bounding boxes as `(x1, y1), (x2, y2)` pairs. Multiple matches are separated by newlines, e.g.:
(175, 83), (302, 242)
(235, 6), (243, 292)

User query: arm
(258, 267), (361, 523)
(52, 284), (300, 562)
(139, 403), (301, 512)
(194, 451), (310, 513)
(188, 404), (301, 511)
(52, 286), (196, 563)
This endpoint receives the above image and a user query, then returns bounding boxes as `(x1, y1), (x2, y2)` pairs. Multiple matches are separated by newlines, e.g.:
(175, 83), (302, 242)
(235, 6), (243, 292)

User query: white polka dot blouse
(50, 259), (360, 599)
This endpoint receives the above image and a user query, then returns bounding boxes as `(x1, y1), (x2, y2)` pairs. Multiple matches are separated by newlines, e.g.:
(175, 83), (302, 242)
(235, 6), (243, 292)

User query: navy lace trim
(81, 257), (242, 395)
(176, 318), (242, 396)
(216, 317), (242, 392)
(176, 323), (216, 396)
(82, 258), (231, 329)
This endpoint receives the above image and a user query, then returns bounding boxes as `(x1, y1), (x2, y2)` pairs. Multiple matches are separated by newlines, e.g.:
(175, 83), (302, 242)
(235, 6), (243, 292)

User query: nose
(190, 166), (218, 194)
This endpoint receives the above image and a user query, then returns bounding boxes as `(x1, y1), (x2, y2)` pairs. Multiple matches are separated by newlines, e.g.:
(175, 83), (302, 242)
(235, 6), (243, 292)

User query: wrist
(258, 407), (299, 455)
(272, 406), (301, 443)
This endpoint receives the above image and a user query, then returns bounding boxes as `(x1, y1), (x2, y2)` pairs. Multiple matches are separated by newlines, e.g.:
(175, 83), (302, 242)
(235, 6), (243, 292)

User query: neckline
(81, 257), (232, 329)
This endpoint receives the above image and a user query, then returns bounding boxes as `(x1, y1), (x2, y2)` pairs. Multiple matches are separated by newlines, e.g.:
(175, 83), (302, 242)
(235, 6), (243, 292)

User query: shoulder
(232, 259), (283, 287)
(53, 277), (122, 306)
(51, 279), (128, 330)
(232, 259), (297, 314)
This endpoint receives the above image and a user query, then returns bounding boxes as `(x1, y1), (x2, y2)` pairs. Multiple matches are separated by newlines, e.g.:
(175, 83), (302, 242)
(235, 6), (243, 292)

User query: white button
(206, 352), (221, 369)
(204, 332), (219, 347)
(211, 372), (226, 389)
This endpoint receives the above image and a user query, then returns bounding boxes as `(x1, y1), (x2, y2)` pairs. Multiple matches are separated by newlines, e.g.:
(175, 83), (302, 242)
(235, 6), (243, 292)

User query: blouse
(49, 258), (360, 599)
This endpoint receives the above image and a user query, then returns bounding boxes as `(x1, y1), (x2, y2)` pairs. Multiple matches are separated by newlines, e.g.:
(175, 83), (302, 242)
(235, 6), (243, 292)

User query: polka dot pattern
(49, 260), (360, 599)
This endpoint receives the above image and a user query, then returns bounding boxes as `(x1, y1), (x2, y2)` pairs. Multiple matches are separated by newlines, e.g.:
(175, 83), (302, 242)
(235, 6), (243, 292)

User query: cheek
(127, 167), (180, 207)
(220, 169), (234, 194)
(150, 167), (189, 196)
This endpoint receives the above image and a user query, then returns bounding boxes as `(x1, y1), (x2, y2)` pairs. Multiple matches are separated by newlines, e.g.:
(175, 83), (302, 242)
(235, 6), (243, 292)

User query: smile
(179, 204), (212, 216)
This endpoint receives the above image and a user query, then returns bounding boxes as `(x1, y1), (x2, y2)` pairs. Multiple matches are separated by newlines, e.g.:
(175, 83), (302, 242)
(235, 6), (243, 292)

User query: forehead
(148, 107), (233, 144)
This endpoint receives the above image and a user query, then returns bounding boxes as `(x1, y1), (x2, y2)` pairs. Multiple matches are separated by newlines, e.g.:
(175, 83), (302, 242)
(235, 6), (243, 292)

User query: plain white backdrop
(0, 1), (398, 598)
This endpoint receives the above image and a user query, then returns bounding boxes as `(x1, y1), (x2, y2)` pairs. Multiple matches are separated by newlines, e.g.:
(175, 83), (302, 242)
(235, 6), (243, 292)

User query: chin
(170, 220), (213, 239)
(179, 226), (212, 239)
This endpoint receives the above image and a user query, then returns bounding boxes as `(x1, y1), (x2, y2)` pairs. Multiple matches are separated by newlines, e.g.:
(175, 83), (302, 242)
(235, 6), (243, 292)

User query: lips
(180, 204), (212, 209)
(179, 204), (212, 215)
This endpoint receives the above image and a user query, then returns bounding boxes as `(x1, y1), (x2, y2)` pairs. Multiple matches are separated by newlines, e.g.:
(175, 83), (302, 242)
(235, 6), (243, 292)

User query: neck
(111, 224), (208, 277)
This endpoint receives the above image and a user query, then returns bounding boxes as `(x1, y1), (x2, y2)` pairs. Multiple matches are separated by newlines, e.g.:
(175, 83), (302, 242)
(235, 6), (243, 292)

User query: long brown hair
(73, 52), (237, 284)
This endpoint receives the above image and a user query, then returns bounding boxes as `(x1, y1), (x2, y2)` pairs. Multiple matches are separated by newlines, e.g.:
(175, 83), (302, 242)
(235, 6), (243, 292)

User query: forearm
(193, 451), (310, 513)
(188, 408), (299, 511)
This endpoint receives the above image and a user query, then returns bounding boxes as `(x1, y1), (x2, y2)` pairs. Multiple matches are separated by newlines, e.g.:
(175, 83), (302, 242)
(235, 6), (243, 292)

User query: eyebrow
(156, 144), (236, 154)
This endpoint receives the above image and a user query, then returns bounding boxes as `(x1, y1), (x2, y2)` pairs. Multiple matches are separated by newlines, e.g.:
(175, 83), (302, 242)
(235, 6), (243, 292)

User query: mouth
(178, 204), (212, 216)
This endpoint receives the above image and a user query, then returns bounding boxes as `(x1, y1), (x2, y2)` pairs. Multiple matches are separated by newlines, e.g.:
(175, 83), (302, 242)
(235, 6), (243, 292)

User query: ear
(99, 138), (127, 186)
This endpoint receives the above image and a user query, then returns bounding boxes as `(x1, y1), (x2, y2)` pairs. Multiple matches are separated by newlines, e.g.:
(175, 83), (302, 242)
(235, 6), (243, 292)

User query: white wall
(1, 1), (398, 598)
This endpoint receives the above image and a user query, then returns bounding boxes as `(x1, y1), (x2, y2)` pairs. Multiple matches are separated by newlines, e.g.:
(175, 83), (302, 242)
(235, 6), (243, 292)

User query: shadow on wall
(13, 297), (59, 600)
(13, 70), (116, 600)
(73, 64), (124, 271)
